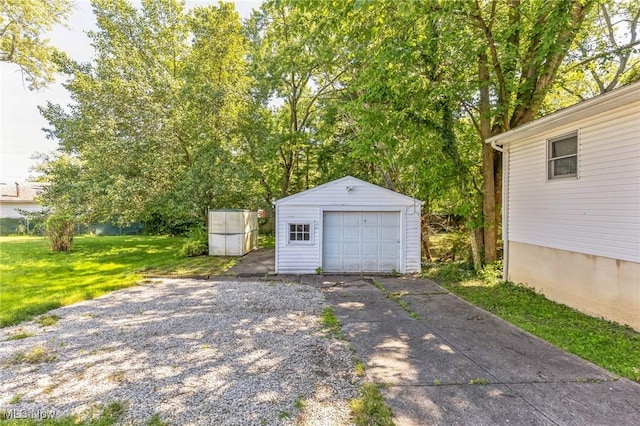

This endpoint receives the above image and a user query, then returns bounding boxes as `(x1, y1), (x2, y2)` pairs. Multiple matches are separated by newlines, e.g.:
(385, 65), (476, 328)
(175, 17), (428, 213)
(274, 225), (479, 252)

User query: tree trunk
(494, 149), (502, 243)
(469, 228), (483, 271)
(421, 213), (432, 261)
(281, 167), (291, 198)
(280, 149), (294, 197)
(478, 52), (498, 264)
(482, 142), (498, 263)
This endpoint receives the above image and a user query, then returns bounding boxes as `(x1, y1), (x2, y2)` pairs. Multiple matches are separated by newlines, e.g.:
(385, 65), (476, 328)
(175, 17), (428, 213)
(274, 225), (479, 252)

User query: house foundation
(508, 241), (640, 331)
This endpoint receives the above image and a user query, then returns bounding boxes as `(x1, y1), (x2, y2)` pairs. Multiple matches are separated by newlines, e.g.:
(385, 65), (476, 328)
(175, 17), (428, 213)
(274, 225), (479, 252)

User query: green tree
(544, 0), (640, 110)
(295, 0), (602, 267)
(246, 0), (629, 267)
(247, 0), (351, 197)
(39, 0), (254, 232)
(0, 0), (72, 89)
(36, 0), (633, 256)
(436, 0), (596, 264)
(258, 2), (474, 255)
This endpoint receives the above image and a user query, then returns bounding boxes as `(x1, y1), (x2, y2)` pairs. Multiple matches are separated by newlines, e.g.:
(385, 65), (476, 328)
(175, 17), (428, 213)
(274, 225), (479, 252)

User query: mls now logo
(0, 408), (59, 420)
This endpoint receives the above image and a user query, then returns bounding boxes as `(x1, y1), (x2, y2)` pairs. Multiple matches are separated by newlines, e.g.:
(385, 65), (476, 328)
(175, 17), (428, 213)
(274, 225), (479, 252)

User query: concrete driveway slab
(330, 298), (413, 322)
(400, 292), (491, 324)
(324, 283), (388, 300)
(301, 275), (640, 425)
(382, 384), (555, 426)
(341, 321), (491, 385)
(321, 279), (415, 321)
(509, 381), (640, 425)
(225, 248), (275, 276)
(402, 293), (615, 383)
(373, 276), (449, 295)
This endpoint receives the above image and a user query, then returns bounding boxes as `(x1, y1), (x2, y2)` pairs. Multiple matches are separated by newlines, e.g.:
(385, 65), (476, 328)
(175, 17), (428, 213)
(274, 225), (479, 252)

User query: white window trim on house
(287, 222), (313, 244)
(547, 130), (579, 181)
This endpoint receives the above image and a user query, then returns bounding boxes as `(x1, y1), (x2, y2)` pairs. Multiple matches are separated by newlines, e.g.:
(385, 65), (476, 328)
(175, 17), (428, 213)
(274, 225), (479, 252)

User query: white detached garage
(275, 176), (423, 274)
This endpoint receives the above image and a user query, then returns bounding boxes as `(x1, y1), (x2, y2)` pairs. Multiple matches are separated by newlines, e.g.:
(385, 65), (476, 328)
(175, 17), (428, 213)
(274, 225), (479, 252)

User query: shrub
(429, 231), (471, 262)
(45, 213), (75, 252)
(422, 261), (476, 284)
(186, 225), (207, 241)
(479, 260), (504, 284)
(180, 239), (208, 257)
(179, 226), (208, 257)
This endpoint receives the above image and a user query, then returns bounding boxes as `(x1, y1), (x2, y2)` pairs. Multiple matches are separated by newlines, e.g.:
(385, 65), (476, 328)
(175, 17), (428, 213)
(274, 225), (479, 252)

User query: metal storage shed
(275, 176), (423, 274)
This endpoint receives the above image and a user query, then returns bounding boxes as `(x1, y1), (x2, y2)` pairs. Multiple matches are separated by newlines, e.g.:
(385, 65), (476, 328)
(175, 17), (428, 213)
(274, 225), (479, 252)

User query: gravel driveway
(0, 279), (361, 425)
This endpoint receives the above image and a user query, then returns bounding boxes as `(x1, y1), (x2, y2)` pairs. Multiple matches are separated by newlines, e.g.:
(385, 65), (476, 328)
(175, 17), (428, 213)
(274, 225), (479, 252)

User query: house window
(548, 132), (578, 180)
(289, 223), (311, 242)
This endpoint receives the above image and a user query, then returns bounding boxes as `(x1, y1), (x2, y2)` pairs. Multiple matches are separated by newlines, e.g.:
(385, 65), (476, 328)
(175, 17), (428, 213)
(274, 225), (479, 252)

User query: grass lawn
(0, 235), (236, 327)
(422, 261), (640, 383)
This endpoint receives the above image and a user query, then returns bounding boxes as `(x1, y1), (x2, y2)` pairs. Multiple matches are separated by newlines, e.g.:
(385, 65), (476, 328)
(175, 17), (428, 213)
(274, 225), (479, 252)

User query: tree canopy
(39, 0), (253, 233)
(1, 0), (73, 89)
(37, 0), (640, 258)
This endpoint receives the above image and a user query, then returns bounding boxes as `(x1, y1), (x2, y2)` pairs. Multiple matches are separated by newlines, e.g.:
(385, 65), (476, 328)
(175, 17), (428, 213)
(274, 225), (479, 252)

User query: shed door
(323, 211), (400, 273)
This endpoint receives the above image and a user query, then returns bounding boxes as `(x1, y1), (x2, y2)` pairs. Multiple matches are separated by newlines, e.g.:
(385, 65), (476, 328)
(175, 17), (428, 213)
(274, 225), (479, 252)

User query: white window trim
(287, 222), (313, 244)
(546, 129), (579, 181)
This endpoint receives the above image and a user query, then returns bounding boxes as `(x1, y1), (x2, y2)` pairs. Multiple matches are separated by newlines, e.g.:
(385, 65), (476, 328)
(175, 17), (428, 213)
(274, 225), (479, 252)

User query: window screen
(548, 133), (578, 179)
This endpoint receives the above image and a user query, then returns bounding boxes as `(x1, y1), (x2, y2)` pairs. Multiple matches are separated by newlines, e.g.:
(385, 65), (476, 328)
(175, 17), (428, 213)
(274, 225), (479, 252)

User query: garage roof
(275, 176), (423, 206)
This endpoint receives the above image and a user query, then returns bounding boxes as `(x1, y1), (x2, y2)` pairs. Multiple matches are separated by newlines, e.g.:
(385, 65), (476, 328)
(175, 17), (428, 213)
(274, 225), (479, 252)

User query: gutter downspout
(490, 140), (509, 282)
(273, 202), (278, 274)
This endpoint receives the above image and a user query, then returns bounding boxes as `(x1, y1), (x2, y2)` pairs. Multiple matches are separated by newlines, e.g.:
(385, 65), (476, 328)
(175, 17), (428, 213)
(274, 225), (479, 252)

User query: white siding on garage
(275, 176), (423, 274)
(507, 100), (640, 262)
(404, 206), (422, 272)
(276, 205), (320, 274)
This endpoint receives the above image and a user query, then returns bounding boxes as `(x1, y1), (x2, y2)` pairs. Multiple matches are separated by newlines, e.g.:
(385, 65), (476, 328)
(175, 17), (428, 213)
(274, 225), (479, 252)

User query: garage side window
(548, 131), (578, 180)
(289, 223), (311, 242)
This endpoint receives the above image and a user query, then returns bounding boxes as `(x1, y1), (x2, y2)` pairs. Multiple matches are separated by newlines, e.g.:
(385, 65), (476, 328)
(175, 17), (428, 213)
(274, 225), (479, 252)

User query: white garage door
(323, 211), (400, 273)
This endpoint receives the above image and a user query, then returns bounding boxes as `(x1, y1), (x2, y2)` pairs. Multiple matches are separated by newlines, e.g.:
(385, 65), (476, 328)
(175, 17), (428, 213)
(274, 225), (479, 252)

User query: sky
(0, 0), (262, 182)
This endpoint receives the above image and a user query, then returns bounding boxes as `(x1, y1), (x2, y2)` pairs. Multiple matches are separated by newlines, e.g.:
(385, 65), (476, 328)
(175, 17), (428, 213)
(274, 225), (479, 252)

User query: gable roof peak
(275, 175), (422, 205)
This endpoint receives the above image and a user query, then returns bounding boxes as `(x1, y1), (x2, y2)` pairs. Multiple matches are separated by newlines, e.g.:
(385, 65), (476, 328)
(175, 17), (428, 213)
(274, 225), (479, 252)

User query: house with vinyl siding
(486, 81), (640, 331)
(0, 182), (45, 219)
(275, 176), (423, 274)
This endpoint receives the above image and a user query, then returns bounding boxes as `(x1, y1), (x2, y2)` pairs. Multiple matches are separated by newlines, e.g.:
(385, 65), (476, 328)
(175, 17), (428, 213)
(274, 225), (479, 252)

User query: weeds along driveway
(0, 279), (360, 425)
